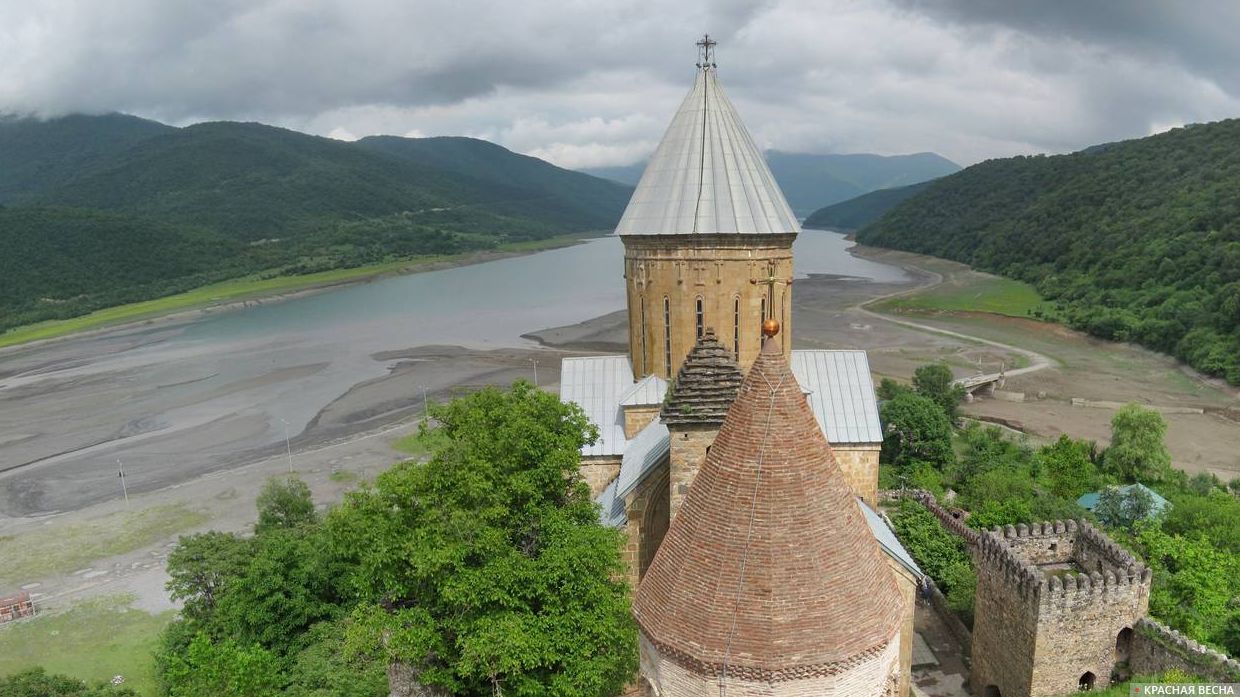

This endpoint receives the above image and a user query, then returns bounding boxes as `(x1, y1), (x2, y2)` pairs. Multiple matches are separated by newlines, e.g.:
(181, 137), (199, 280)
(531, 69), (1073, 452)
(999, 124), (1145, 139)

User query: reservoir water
(0, 230), (904, 514)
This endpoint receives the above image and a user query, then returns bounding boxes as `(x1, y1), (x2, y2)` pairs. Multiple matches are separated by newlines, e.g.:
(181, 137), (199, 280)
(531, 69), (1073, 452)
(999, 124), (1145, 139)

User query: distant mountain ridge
(856, 118), (1240, 385)
(803, 181), (933, 231)
(0, 113), (631, 333)
(581, 150), (959, 216)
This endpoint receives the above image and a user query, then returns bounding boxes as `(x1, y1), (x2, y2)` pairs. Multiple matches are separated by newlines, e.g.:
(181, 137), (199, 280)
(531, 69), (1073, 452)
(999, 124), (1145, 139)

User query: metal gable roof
(790, 349), (883, 445)
(858, 498), (924, 579)
(618, 374), (669, 407)
(614, 417), (671, 499)
(596, 479), (628, 528)
(559, 355), (632, 458)
(613, 68), (799, 237)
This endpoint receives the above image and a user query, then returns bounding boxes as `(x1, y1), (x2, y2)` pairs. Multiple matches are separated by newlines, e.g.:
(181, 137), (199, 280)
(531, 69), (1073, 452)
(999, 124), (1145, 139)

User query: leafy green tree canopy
(1094, 486), (1156, 528)
(879, 392), (955, 470)
(255, 476), (318, 535)
(1037, 434), (1098, 499)
(328, 381), (636, 697)
(1105, 404), (1172, 483)
(165, 531), (254, 623)
(912, 363), (966, 418)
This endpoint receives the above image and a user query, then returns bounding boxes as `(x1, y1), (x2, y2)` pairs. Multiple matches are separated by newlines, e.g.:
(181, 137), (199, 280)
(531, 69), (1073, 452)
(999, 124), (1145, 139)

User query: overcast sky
(4, 0), (1239, 169)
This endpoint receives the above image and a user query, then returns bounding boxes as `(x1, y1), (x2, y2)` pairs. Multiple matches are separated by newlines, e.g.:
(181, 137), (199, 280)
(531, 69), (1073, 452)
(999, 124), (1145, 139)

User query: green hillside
(857, 119), (1240, 384)
(0, 115), (631, 335)
(0, 113), (172, 202)
(803, 181), (932, 231)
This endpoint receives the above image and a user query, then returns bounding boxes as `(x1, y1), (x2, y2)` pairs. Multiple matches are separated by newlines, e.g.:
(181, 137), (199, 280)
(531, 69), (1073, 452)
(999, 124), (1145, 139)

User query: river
(0, 231), (904, 515)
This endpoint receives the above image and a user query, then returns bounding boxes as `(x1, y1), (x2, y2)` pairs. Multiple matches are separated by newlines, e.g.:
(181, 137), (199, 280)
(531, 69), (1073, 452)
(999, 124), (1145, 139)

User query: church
(559, 37), (921, 696)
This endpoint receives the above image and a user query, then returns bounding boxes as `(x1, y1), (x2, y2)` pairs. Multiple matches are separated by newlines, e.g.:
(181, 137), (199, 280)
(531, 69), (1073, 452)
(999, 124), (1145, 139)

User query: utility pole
(419, 385), (429, 417)
(279, 418), (294, 473)
(530, 358), (539, 386)
(117, 458), (129, 506)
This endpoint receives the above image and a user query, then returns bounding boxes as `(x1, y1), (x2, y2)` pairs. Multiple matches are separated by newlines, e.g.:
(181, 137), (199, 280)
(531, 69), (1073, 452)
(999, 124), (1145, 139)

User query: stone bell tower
(617, 35), (799, 380)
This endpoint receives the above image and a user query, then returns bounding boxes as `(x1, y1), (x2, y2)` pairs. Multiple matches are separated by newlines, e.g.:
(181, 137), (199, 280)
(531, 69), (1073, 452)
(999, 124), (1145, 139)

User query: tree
(912, 363), (966, 418)
(1094, 486), (1156, 528)
(160, 633), (283, 697)
(876, 377), (912, 401)
(0, 668), (136, 697)
(1131, 523), (1240, 652)
(1037, 435), (1097, 499)
(879, 392), (955, 470)
(255, 477), (318, 535)
(1105, 404), (1173, 483)
(328, 381), (636, 697)
(165, 531), (253, 623)
(214, 527), (344, 655)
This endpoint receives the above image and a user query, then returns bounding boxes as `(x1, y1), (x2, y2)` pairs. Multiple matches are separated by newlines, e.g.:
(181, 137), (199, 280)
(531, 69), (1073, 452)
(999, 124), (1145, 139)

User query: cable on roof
(717, 366), (786, 696)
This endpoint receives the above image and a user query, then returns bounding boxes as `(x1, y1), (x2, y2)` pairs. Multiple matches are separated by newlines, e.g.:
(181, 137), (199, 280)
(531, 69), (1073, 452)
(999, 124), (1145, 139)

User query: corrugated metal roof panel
(858, 498), (923, 578)
(618, 374), (669, 407)
(614, 68), (799, 237)
(791, 349), (883, 445)
(559, 355), (632, 457)
(614, 417), (671, 499)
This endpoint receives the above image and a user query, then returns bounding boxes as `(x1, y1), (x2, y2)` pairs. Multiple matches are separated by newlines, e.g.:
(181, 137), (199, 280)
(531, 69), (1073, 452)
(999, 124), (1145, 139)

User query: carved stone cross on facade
(750, 263), (791, 319)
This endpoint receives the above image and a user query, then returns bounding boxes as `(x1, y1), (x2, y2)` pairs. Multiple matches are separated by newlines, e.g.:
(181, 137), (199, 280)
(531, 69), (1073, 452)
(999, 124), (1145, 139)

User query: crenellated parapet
(976, 520), (1152, 608)
(1132, 618), (1240, 683)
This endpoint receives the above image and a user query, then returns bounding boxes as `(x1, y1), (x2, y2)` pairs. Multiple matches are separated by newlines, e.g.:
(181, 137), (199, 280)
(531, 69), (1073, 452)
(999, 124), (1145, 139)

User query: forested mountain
(803, 181), (932, 231)
(857, 119), (1240, 384)
(582, 151), (958, 215)
(0, 113), (172, 201)
(0, 114), (631, 333)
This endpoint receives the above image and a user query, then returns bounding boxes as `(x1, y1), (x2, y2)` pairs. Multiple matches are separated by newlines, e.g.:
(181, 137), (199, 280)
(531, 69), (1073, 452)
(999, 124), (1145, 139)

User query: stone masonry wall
(622, 464), (671, 590)
(833, 444), (880, 507)
(1131, 618), (1240, 683)
(668, 426), (716, 522)
(970, 522), (1153, 697)
(622, 234), (795, 380)
(581, 456), (621, 498)
(624, 405), (662, 439)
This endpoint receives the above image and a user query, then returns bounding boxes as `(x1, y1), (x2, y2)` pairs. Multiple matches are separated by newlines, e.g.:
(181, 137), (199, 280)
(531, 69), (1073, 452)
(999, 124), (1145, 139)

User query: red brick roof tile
(633, 337), (904, 674)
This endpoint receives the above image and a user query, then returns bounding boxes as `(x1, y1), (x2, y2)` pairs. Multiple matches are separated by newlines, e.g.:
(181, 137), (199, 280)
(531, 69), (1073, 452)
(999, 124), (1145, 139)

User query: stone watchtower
(634, 329), (906, 696)
(616, 36), (799, 381)
(659, 327), (743, 520)
(970, 520), (1153, 697)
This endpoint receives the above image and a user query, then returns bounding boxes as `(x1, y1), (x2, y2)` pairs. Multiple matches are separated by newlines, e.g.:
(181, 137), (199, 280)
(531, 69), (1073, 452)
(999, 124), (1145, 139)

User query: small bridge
(955, 364), (1005, 401)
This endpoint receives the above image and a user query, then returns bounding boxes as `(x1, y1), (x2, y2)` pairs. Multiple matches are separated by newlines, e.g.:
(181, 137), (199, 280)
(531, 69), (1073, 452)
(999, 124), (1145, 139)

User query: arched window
(695, 296), (704, 340)
(663, 297), (672, 378)
(732, 296), (740, 360)
(639, 296), (647, 376)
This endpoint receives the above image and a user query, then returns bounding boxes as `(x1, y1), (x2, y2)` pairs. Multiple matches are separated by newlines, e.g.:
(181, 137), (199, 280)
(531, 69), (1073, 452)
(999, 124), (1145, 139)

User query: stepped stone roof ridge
(634, 337), (904, 675)
(614, 67), (800, 237)
(659, 328), (744, 426)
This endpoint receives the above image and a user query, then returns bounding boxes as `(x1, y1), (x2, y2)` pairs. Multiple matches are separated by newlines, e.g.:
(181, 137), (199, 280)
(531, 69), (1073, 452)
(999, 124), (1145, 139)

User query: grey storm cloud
(2, 0), (1238, 169)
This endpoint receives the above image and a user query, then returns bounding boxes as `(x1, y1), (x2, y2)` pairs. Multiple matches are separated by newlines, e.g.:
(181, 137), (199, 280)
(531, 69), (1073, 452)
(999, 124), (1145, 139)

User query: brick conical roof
(634, 337), (903, 677)
(660, 328), (743, 426)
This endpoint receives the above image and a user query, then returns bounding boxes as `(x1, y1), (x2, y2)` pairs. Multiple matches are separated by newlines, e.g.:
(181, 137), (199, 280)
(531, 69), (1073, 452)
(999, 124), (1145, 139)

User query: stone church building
(560, 38), (921, 696)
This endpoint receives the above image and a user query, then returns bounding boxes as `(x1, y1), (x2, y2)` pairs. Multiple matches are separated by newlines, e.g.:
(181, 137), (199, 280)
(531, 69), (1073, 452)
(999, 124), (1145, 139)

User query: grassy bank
(0, 503), (207, 587)
(0, 233), (591, 351)
(872, 268), (1050, 318)
(0, 595), (170, 696)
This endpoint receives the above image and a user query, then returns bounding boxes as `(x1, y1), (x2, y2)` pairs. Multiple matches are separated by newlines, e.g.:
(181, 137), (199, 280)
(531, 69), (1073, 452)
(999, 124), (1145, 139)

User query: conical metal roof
(614, 67), (800, 236)
(633, 337), (903, 676)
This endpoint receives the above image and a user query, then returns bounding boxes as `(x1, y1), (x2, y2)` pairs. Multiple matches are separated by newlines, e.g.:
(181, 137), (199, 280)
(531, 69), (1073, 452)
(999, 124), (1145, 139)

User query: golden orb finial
(762, 318), (780, 337)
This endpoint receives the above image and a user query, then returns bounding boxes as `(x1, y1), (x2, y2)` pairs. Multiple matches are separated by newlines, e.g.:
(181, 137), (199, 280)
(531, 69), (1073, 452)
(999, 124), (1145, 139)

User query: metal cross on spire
(696, 34), (717, 69)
